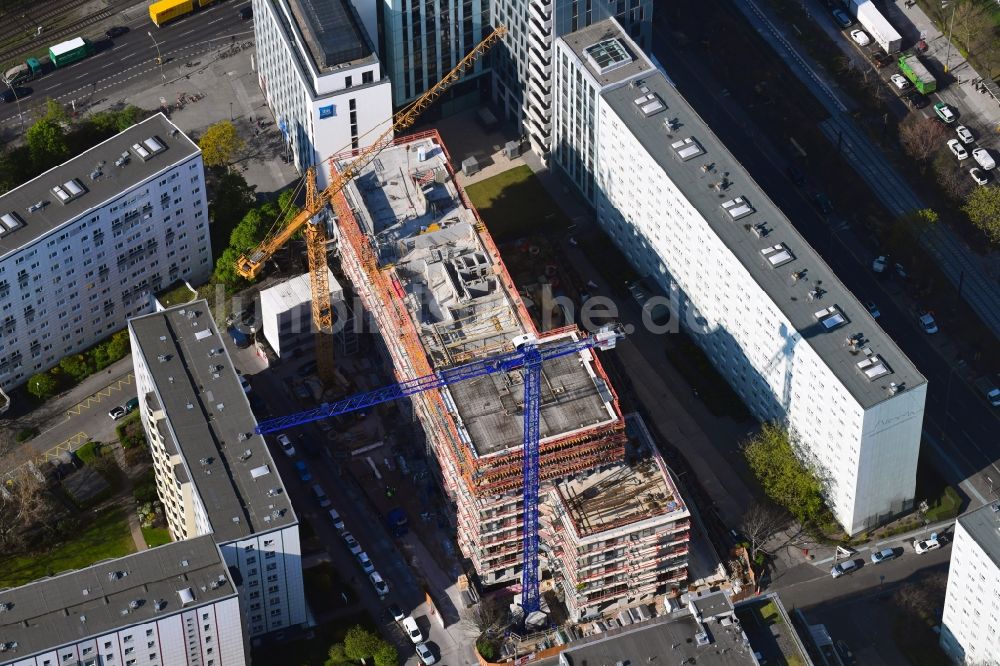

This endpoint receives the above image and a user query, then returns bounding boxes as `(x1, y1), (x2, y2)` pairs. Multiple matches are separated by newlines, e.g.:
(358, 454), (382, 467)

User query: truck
(846, 0), (902, 54)
(898, 53), (936, 94)
(2, 58), (42, 86)
(149, 0), (194, 27)
(974, 377), (1000, 407)
(48, 38), (93, 68)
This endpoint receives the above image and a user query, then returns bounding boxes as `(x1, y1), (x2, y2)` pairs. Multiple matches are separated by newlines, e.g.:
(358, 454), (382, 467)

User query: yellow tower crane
(236, 25), (507, 383)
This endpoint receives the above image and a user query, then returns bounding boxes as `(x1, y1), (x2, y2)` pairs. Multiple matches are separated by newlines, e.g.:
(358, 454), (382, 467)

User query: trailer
(149, 0), (194, 27)
(850, 0), (902, 54)
(898, 53), (936, 94)
(2, 58), (42, 86)
(48, 38), (93, 68)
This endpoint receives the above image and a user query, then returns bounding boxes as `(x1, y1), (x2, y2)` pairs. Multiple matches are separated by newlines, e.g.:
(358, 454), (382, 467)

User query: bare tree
(739, 502), (790, 559)
(465, 597), (509, 636)
(953, 0), (993, 57)
(899, 116), (949, 166)
(932, 149), (972, 200)
(0, 466), (55, 553)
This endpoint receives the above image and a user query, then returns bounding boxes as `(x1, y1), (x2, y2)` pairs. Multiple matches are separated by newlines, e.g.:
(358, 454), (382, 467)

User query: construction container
(48, 38), (93, 68)
(149, 0), (194, 27)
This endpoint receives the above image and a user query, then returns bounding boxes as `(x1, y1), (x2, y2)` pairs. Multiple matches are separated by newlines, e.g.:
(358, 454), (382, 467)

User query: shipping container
(48, 37), (93, 68)
(149, 0), (194, 27)
(898, 53), (936, 94)
(851, 1), (901, 54)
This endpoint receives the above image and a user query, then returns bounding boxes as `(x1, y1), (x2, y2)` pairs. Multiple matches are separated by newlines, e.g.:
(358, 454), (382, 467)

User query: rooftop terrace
(339, 137), (619, 457)
(129, 301), (296, 542)
(0, 536), (233, 660)
(0, 113), (199, 260)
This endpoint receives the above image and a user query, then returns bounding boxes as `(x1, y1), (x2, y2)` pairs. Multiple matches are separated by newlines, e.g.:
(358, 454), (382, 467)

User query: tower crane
(256, 325), (624, 618)
(235, 25), (508, 383)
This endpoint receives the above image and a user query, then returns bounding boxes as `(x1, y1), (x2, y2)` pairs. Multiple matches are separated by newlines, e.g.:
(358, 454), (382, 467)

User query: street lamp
(5, 81), (24, 134)
(147, 30), (166, 80)
(942, 0), (956, 74)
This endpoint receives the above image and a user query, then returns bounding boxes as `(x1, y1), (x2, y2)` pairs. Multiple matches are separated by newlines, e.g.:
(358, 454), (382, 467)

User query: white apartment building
(490, 0), (651, 159)
(553, 19), (927, 535)
(252, 0), (393, 186)
(0, 536), (247, 666)
(940, 504), (1000, 664)
(129, 302), (307, 637)
(0, 113), (211, 391)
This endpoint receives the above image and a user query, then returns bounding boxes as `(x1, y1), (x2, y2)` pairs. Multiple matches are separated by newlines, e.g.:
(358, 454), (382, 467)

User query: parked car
(934, 102), (957, 124)
(906, 91), (930, 109)
(311, 484), (331, 508)
(918, 311), (939, 334)
(370, 571), (389, 598)
(974, 148), (996, 170)
(387, 603), (405, 622)
(356, 551), (375, 574)
(971, 167), (989, 186)
(108, 405), (128, 420)
(402, 616), (423, 643)
(850, 29), (870, 46)
(890, 73), (910, 90)
(277, 434), (296, 457)
(813, 192), (834, 214)
(871, 548), (898, 564)
(328, 508), (346, 531)
(294, 460), (312, 482)
(871, 52), (892, 68)
(343, 531), (363, 555)
(415, 643), (437, 665)
(866, 301), (881, 318)
(238, 6), (253, 19)
(872, 255), (887, 274)
(973, 377), (1000, 407)
(830, 560), (859, 578)
(947, 138), (969, 160)
(914, 537), (941, 554)
(831, 8), (853, 27)
(105, 26), (128, 38)
(956, 125), (974, 144)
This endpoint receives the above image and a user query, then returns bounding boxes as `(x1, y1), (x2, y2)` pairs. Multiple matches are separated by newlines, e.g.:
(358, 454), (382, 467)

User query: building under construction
(332, 131), (690, 620)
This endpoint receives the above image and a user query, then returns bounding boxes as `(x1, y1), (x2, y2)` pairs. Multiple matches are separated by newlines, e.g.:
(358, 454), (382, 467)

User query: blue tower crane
(255, 324), (623, 616)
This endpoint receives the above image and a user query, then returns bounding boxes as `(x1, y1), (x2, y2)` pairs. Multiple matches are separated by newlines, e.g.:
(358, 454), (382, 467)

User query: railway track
(0, 0), (84, 48)
(0, 0), (134, 64)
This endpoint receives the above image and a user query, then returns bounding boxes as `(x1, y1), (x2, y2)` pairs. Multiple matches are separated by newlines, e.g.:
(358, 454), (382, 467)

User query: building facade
(129, 302), (307, 638)
(940, 504), (1000, 664)
(553, 19), (926, 535)
(259, 270), (356, 358)
(0, 536), (247, 666)
(252, 0), (392, 186)
(491, 0), (652, 159)
(0, 113), (211, 391)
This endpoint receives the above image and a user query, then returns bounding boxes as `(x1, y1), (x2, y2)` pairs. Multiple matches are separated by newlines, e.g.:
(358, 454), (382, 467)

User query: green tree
(325, 643), (350, 666)
(0, 146), (33, 195)
(59, 354), (93, 383)
(105, 330), (131, 361)
(26, 119), (69, 172)
(42, 99), (68, 125)
(962, 185), (1000, 244)
(27, 372), (60, 400)
(198, 121), (245, 168)
(209, 171), (257, 227)
(228, 207), (269, 253)
(742, 423), (826, 525)
(373, 643), (398, 666)
(212, 246), (246, 289)
(343, 626), (382, 661)
(113, 106), (142, 131)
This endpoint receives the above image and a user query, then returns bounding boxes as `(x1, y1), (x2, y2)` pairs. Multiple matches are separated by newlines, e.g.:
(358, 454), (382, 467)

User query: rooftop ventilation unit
(670, 137), (704, 161)
(115, 151), (130, 167)
(153, 599), (166, 611)
(26, 201), (45, 213)
(721, 197), (754, 220)
(761, 243), (794, 267)
(0, 212), (24, 237)
(157, 354), (169, 363)
(750, 222), (769, 238)
(857, 354), (891, 380)
(0, 602), (12, 612)
(814, 305), (847, 330)
(51, 178), (86, 205)
(177, 588), (195, 605)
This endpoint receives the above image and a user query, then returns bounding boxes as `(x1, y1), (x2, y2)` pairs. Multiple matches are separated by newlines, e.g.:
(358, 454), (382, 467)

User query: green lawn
(74, 440), (104, 465)
(157, 281), (197, 307)
(141, 526), (172, 548)
(463, 166), (572, 241)
(0, 509), (136, 587)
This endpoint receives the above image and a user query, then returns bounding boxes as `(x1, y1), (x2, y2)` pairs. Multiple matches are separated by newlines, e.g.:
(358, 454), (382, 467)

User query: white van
(311, 484), (331, 508)
(974, 148), (996, 170)
(369, 571), (389, 598)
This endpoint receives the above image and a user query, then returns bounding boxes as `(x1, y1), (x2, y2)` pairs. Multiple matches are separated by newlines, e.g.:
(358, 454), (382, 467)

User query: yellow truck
(149, 0), (194, 27)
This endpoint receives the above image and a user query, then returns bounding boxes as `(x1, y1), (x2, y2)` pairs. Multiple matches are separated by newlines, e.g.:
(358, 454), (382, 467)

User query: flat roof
(129, 301), (296, 542)
(285, 0), (373, 71)
(0, 113), (199, 260)
(0, 536), (234, 660)
(958, 502), (1000, 570)
(596, 26), (925, 408)
(554, 413), (688, 537)
(560, 21), (654, 87)
(561, 610), (756, 666)
(260, 268), (342, 312)
(339, 137), (619, 456)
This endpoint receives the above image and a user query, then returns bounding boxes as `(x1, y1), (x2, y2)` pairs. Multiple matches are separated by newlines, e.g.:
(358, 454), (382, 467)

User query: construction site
(328, 130), (692, 621)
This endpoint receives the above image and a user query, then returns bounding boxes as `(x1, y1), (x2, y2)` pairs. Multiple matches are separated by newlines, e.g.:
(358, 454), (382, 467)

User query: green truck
(898, 53), (936, 94)
(48, 37), (93, 68)
(2, 58), (42, 86)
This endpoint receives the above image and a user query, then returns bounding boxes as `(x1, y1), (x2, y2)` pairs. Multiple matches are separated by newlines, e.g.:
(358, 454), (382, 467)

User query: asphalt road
(1, 0), (253, 130)
(652, 9), (1000, 506)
